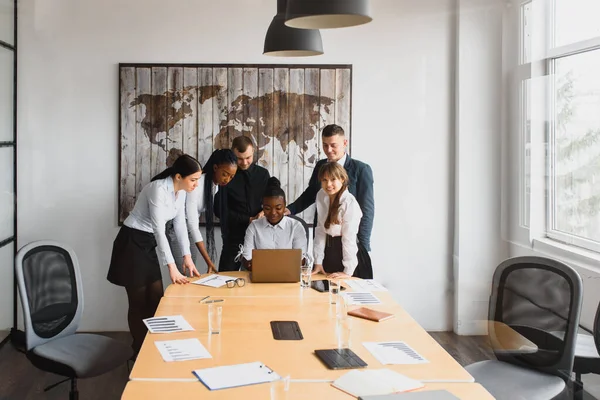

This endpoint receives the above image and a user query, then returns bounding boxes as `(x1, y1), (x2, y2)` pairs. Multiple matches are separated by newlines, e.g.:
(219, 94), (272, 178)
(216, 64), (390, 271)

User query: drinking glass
(336, 293), (348, 319)
(270, 375), (290, 400)
(329, 279), (340, 304)
(336, 317), (352, 349)
(208, 304), (222, 334)
(300, 266), (312, 288)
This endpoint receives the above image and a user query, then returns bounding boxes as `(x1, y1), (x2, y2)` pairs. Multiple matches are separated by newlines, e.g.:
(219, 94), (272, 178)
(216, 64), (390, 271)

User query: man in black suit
(215, 136), (270, 271)
(286, 124), (375, 252)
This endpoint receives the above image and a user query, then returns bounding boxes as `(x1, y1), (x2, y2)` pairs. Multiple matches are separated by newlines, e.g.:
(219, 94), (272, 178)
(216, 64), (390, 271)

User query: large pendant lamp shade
(263, 0), (324, 57)
(285, 0), (372, 29)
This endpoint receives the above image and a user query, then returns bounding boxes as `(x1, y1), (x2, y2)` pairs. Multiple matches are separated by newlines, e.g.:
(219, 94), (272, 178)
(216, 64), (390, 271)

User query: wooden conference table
(125, 272), (493, 399)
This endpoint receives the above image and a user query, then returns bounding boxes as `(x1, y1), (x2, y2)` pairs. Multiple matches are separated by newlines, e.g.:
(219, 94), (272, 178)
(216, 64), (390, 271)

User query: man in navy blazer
(286, 124), (375, 251)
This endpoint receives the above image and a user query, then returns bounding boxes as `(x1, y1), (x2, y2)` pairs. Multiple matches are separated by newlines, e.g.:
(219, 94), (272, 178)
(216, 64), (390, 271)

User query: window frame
(0, 0), (17, 345)
(522, 0), (600, 253)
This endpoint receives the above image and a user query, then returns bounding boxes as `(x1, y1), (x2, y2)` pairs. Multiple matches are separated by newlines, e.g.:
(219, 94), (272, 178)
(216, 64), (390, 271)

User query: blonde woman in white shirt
(241, 177), (308, 270)
(313, 162), (373, 279)
(107, 154), (202, 357)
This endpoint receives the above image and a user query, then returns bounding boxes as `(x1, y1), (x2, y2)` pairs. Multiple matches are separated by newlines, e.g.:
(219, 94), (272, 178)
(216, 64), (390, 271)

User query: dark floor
(0, 332), (130, 400)
(0, 332), (596, 399)
(429, 331), (495, 366)
(430, 332), (599, 400)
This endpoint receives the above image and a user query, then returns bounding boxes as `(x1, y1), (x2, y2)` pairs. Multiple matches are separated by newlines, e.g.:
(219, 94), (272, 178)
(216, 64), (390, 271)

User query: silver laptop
(250, 249), (302, 283)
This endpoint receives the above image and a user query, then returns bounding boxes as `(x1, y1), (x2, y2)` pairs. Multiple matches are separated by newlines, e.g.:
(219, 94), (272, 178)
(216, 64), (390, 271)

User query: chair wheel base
(44, 377), (70, 392)
(69, 378), (78, 400)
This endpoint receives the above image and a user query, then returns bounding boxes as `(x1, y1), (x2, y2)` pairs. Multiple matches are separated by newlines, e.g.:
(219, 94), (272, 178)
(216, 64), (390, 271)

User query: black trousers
(323, 235), (373, 279)
(218, 237), (244, 272)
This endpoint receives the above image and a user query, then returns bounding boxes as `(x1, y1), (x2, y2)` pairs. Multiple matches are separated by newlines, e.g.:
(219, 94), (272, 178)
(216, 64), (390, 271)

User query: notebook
(193, 361), (280, 390)
(358, 390), (460, 400)
(332, 369), (424, 398)
(348, 307), (395, 322)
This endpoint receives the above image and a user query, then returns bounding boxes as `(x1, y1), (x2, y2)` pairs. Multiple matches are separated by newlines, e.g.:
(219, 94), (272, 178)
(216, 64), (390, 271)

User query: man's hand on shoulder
(249, 211), (264, 223)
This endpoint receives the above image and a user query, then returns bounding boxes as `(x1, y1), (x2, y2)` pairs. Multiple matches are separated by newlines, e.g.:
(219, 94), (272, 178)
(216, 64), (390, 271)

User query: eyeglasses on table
(225, 278), (246, 288)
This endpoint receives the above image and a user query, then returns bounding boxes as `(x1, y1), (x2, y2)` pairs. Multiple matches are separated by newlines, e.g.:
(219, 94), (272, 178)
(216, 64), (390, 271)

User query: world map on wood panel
(129, 88), (332, 164)
(119, 65), (352, 224)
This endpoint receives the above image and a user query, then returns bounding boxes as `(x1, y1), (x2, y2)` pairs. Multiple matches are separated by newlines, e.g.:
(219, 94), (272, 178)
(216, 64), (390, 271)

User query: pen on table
(204, 299), (224, 304)
(198, 296), (210, 303)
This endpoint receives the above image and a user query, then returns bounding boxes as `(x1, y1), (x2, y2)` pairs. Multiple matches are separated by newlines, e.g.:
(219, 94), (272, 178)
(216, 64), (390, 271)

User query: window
(554, 0), (600, 48)
(521, 0), (600, 252)
(519, 2), (531, 228)
(550, 50), (600, 249)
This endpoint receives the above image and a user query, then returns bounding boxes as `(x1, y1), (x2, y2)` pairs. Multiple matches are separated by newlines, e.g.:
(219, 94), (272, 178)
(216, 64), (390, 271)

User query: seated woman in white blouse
(241, 177), (308, 270)
(312, 162), (373, 279)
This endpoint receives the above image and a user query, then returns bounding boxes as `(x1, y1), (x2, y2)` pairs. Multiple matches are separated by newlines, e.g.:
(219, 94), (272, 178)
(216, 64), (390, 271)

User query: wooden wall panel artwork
(119, 63), (352, 225)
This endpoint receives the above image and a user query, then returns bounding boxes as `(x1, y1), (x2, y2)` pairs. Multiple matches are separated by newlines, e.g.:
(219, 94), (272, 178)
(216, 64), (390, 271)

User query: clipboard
(192, 361), (281, 390)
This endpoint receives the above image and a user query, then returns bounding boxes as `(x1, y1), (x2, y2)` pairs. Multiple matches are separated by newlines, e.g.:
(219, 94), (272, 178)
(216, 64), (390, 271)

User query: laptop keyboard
(315, 348), (368, 369)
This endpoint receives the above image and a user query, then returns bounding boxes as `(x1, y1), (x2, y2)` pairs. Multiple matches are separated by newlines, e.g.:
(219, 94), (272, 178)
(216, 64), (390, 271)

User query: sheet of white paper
(155, 338), (212, 362)
(143, 315), (194, 334)
(193, 361), (280, 390)
(344, 279), (388, 292)
(192, 274), (233, 288)
(333, 369), (424, 397)
(342, 291), (382, 305)
(363, 342), (429, 365)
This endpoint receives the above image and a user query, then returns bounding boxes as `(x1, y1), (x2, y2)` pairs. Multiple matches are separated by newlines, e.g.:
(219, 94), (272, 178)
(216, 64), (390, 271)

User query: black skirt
(107, 226), (162, 288)
(323, 235), (373, 279)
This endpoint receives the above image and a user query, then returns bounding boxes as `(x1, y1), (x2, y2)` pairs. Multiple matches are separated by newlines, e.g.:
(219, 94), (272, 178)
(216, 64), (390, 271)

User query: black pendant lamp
(285, 0), (372, 29)
(263, 0), (324, 57)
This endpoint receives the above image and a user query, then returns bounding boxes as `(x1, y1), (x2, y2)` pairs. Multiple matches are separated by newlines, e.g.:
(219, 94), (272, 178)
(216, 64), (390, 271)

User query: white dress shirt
(336, 153), (347, 167)
(124, 177), (191, 266)
(313, 188), (362, 275)
(185, 174), (219, 244)
(242, 216), (308, 260)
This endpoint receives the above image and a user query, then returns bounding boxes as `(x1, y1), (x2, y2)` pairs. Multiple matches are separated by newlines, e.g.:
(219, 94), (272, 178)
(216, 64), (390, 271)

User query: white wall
(17, 0), (456, 331)
(453, 0), (508, 335)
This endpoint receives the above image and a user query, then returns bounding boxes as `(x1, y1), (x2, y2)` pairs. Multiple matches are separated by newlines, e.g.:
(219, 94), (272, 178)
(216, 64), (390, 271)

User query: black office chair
(287, 214), (310, 244)
(566, 301), (600, 398)
(466, 256), (583, 400)
(15, 241), (133, 400)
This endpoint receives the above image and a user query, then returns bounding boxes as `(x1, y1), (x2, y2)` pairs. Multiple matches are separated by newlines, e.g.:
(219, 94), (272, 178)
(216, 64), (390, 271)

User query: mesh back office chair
(15, 241), (133, 400)
(287, 214), (310, 244)
(565, 301), (600, 398)
(466, 256), (583, 400)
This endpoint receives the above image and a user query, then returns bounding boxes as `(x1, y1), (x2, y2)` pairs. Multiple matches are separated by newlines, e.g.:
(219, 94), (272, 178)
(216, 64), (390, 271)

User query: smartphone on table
(310, 280), (346, 293)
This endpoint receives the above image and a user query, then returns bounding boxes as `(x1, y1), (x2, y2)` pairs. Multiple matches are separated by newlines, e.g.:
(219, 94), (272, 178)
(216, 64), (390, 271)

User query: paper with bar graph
(155, 338), (212, 362)
(143, 315), (194, 334)
(363, 342), (429, 365)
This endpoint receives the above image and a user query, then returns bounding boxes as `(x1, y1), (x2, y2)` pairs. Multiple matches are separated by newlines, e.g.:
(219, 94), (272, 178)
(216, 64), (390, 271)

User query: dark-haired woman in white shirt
(312, 162), (373, 279)
(168, 149), (238, 275)
(107, 154), (202, 357)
